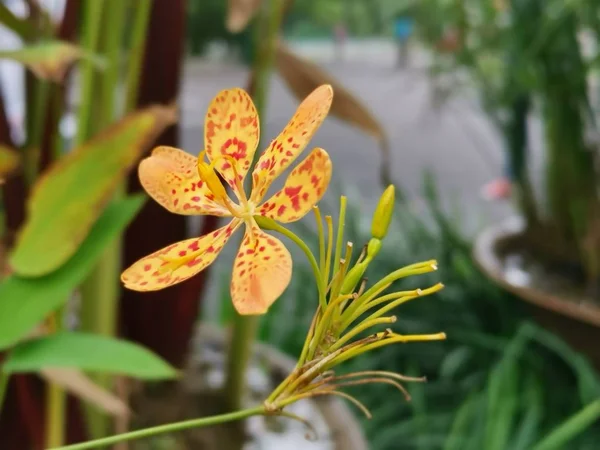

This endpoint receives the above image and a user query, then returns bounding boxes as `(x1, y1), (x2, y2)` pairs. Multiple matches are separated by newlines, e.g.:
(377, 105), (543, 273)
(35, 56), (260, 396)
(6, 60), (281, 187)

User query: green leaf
(0, 40), (104, 82)
(531, 400), (600, 450)
(3, 332), (178, 380)
(9, 106), (175, 276)
(0, 195), (146, 350)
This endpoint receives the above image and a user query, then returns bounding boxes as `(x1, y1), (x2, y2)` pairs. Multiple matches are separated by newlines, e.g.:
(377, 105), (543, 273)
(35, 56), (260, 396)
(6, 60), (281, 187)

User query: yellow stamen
(197, 151), (229, 201)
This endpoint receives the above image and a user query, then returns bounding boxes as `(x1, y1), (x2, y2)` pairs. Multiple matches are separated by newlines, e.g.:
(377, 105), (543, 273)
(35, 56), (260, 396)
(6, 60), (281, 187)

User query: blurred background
(2, 0), (600, 449)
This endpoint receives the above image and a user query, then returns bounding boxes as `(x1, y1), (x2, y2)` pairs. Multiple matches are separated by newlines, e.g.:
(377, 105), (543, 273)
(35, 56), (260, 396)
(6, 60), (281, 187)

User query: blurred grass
(211, 175), (600, 449)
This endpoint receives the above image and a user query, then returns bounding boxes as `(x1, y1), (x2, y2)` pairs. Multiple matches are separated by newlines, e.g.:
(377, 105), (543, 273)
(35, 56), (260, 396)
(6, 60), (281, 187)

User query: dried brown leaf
(226, 0), (262, 33)
(0, 41), (104, 83)
(275, 42), (391, 184)
(41, 368), (130, 418)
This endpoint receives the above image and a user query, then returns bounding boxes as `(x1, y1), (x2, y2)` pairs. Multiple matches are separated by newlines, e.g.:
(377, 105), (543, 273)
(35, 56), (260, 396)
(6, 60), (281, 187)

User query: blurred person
(333, 22), (347, 62)
(393, 14), (414, 69)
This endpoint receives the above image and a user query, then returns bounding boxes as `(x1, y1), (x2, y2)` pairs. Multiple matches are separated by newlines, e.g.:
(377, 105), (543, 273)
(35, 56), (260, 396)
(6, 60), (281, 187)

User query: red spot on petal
(143, 264), (152, 272)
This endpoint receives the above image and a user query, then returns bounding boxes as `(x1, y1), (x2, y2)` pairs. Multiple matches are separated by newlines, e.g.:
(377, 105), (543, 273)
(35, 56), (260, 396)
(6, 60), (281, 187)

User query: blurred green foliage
(213, 176), (600, 449)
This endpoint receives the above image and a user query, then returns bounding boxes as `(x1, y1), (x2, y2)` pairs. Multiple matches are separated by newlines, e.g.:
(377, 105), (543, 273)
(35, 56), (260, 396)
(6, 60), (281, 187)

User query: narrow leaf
(275, 42), (391, 183)
(275, 42), (386, 141)
(4, 332), (178, 380)
(9, 105), (176, 276)
(0, 40), (104, 83)
(41, 368), (130, 418)
(226, 0), (262, 33)
(0, 195), (146, 350)
(0, 3), (36, 40)
(0, 144), (19, 184)
(531, 400), (600, 450)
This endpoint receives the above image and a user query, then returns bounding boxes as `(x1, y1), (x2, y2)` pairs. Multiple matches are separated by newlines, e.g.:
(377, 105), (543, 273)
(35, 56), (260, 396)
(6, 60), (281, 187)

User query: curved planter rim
(473, 216), (600, 328)
(196, 323), (369, 450)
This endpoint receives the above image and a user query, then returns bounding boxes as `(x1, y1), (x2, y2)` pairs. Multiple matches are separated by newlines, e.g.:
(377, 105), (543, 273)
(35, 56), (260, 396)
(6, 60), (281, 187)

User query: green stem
(78, 0), (126, 439)
(225, 0), (284, 413)
(50, 406), (266, 450)
(23, 78), (50, 184)
(46, 374), (67, 448)
(0, 371), (8, 415)
(225, 314), (260, 411)
(332, 196), (347, 278)
(74, 0), (105, 146)
(124, 0), (153, 113)
(98, 0), (127, 123)
(0, 3), (35, 39)
(258, 217), (325, 310)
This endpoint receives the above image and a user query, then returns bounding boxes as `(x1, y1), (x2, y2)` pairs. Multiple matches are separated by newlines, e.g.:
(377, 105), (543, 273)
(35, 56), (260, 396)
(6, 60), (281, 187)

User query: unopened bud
(371, 185), (395, 240)
(340, 261), (368, 295)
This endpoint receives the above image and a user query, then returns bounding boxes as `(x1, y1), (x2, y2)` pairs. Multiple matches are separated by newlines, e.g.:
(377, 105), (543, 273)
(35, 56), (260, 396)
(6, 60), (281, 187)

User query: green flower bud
(341, 261), (368, 295)
(371, 185), (395, 240)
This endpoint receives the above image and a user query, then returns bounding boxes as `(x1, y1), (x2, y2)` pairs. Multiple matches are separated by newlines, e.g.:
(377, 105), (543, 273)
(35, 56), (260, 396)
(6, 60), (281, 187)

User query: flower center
(196, 151), (251, 218)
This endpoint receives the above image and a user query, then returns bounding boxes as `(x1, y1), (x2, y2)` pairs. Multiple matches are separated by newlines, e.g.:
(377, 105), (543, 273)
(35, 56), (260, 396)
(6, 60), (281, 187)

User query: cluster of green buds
(257, 186), (446, 420)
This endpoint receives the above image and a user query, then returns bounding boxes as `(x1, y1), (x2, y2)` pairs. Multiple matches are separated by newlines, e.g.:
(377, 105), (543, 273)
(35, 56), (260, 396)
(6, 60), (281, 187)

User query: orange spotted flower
(121, 85), (334, 315)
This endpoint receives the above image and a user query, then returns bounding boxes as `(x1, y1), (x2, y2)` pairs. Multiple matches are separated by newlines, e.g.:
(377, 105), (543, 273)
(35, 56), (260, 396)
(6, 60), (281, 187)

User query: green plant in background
(0, 0), (179, 447)
(413, 0), (600, 298)
(233, 175), (600, 449)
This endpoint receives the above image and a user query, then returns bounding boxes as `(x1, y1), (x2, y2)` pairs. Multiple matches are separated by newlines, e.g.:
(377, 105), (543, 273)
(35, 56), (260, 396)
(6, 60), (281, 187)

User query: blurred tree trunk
(122, 0), (220, 368)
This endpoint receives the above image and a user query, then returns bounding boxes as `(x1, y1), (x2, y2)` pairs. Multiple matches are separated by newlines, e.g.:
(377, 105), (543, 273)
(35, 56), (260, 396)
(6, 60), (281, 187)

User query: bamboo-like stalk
(78, 0), (153, 440)
(45, 381), (66, 448)
(225, 0), (285, 413)
(124, 0), (153, 113)
(76, 0), (118, 440)
(73, 0), (106, 147)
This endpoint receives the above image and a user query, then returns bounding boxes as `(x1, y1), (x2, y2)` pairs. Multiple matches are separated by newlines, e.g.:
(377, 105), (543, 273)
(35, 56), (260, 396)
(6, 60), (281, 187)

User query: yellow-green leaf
(0, 40), (104, 82)
(9, 106), (176, 276)
(0, 144), (19, 184)
(41, 368), (130, 418)
(0, 195), (146, 350)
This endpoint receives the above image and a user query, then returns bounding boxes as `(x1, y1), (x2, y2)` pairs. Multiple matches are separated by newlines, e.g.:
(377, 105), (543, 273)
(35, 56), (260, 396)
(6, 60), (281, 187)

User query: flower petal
(139, 146), (230, 216)
(257, 148), (332, 223)
(230, 222), (292, 315)
(204, 88), (259, 194)
(121, 219), (242, 291)
(251, 85), (333, 202)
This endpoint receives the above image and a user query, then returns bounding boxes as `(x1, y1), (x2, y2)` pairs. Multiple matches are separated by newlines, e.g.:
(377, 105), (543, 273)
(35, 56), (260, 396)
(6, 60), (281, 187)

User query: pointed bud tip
(371, 185), (396, 240)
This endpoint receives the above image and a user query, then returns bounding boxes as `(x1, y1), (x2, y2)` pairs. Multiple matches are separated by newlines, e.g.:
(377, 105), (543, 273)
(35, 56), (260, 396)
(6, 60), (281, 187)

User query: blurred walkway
(180, 39), (519, 233)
